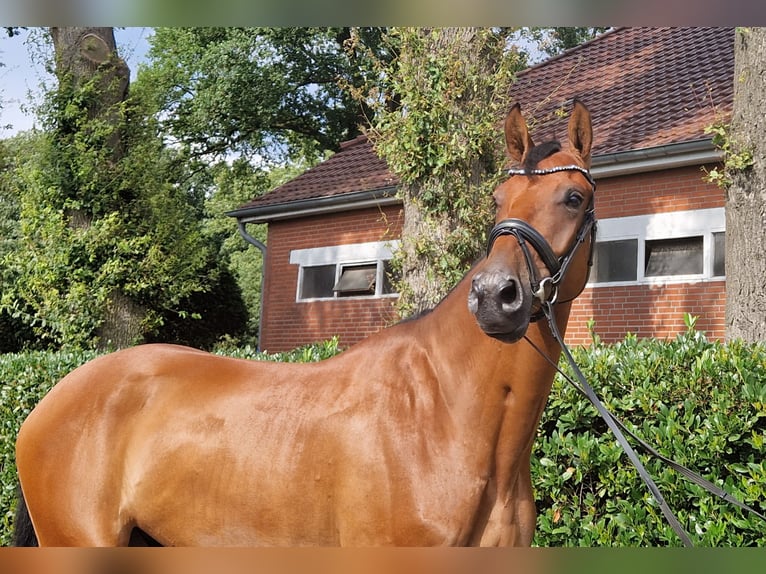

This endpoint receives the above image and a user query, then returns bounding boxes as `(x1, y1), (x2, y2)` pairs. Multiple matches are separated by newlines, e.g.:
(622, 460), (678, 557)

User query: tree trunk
(392, 27), (505, 316)
(725, 28), (766, 342)
(50, 27), (145, 349)
(50, 27), (129, 168)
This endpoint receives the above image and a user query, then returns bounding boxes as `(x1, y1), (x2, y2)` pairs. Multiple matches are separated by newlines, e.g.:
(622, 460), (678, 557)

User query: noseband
(486, 165), (597, 309)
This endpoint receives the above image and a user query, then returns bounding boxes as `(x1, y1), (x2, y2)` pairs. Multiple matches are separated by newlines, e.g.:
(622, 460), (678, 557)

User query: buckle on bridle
(533, 276), (558, 304)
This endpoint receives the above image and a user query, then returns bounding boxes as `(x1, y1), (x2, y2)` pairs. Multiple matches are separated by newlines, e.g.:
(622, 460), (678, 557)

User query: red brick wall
(564, 164), (726, 345)
(595, 164), (723, 219)
(566, 281), (726, 344)
(260, 205), (403, 352)
(260, 165), (726, 351)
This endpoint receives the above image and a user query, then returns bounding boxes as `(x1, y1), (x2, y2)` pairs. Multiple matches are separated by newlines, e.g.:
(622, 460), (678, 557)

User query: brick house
(229, 27), (733, 352)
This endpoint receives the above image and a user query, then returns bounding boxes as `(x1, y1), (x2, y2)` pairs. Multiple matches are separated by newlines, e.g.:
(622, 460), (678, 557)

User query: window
(588, 207), (725, 285)
(300, 265), (336, 299)
(291, 241), (400, 301)
(298, 260), (395, 300)
(644, 236), (703, 277)
(591, 239), (638, 282)
(334, 264), (377, 296)
(713, 231), (725, 277)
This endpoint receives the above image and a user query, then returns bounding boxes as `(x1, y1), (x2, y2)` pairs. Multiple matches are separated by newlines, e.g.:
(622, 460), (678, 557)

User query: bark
(396, 27), (500, 315)
(50, 27), (145, 348)
(726, 28), (766, 342)
(50, 27), (129, 165)
(399, 192), (457, 313)
(98, 291), (147, 349)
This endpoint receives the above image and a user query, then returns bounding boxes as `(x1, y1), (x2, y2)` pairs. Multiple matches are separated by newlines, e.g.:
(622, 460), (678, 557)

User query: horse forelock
(522, 140), (561, 172)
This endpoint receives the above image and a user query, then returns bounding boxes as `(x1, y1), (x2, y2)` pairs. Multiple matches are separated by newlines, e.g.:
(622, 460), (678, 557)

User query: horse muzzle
(468, 268), (533, 343)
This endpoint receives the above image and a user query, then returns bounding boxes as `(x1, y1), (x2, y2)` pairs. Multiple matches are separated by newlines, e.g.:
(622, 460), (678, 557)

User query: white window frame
(290, 240), (400, 302)
(589, 207), (725, 287)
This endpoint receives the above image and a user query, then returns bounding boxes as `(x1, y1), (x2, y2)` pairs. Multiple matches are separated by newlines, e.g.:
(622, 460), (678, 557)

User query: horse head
(469, 100), (596, 343)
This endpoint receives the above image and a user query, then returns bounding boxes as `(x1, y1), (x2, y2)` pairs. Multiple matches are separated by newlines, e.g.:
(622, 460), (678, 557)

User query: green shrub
(533, 329), (766, 547)
(216, 336), (342, 363)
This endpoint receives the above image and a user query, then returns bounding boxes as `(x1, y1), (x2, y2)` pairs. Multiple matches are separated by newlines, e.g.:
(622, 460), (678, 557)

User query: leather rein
(487, 165), (766, 546)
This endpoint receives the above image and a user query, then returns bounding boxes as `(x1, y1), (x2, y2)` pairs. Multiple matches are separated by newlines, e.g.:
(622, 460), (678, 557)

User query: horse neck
(415, 266), (571, 424)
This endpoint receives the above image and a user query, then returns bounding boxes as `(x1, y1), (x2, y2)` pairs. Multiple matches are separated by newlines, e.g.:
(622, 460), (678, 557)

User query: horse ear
(567, 99), (593, 166)
(504, 103), (534, 163)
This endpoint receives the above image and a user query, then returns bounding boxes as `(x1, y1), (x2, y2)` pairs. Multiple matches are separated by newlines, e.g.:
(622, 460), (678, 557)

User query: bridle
(486, 164), (766, 546)
(486, 165), (597, 315)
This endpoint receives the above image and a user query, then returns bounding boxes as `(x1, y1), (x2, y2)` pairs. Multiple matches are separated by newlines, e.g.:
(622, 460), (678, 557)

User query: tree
(725, 27), (766, 342)
(134, 27), (391, 343)
(1, 27), (222, 349)
(141, 27), (389, 165)
(0, 134), (37, 351)
(523, 28), (610, 60)
(364, 28), (525, 315)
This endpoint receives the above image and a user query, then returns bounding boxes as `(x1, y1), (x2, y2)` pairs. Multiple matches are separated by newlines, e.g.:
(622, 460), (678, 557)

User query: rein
(488, 164), (766, 545)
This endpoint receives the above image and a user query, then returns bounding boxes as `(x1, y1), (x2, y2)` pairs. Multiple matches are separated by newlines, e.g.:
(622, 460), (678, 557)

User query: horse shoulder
(325, 332), (492, 545)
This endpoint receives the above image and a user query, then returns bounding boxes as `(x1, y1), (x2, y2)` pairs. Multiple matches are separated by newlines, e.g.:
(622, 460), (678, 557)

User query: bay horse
(14, 101), (596, 547)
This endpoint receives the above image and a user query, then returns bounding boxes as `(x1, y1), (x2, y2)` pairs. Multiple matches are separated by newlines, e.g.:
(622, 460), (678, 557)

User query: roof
(511, 27), (733, 155)
(234, 134), (398, 213)
(232, 27), (733, 219)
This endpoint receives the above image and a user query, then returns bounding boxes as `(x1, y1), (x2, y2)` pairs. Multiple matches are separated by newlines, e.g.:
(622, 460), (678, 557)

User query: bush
(533, 328), (766, 547)
(1, 333), (764, 547)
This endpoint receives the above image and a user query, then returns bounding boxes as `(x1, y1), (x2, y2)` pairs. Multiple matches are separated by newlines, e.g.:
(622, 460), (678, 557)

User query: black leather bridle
(486, 165), (597, 312)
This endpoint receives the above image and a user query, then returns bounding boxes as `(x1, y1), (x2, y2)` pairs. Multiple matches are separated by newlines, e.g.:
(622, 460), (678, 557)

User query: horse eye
(565, 191), (584, 209)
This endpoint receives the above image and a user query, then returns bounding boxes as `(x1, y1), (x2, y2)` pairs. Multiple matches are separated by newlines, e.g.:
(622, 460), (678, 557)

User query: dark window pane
(645, 236), (703, 277)
(334, 263), (376, 296)
(300, 265), (336, 299)
(381, 259), (398, 294)
(713, 232), (725, 277)
(591, 239), (638, 282)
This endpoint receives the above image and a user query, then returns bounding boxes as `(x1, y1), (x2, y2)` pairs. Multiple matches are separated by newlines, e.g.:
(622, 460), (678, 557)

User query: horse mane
(523, 140), (561, 172)
(397, 307), (433, 325)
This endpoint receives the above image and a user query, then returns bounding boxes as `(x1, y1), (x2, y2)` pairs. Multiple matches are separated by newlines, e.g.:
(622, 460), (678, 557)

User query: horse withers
(14, 101), (596, 546)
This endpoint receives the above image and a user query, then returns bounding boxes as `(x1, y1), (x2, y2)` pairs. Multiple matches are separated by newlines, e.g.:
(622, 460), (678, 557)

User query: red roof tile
(237, 134), (398, 210)
(511, 27), (733, 155)
(237, 27), (733, 213)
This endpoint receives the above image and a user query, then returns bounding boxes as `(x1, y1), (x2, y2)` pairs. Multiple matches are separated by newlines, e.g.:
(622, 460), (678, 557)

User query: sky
(0, 27), (152, 137)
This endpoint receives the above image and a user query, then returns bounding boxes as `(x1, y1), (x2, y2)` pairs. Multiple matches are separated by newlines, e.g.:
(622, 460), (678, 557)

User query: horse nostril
(498, 282), (518, 305)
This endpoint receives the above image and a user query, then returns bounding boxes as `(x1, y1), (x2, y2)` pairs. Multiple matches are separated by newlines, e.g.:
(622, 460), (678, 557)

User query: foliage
(133, 28), (391, 344)
(214, 335), (342, 363)
(197, 159), (276, 345)
(0, 48), (223, 349)
(0, 137), (36, 352)
(533, 326), (766, 546)
(0, 347), (101, 543)
(140, 27), (389, 165)
(362, 28), (525, 314)
(702, 121), (754, 189)
(522, 28), (611, 61)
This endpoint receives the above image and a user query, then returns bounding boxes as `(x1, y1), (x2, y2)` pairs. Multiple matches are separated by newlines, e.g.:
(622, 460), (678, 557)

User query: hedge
(1, 331), (764, 547)
(532, 327), (766, 546)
